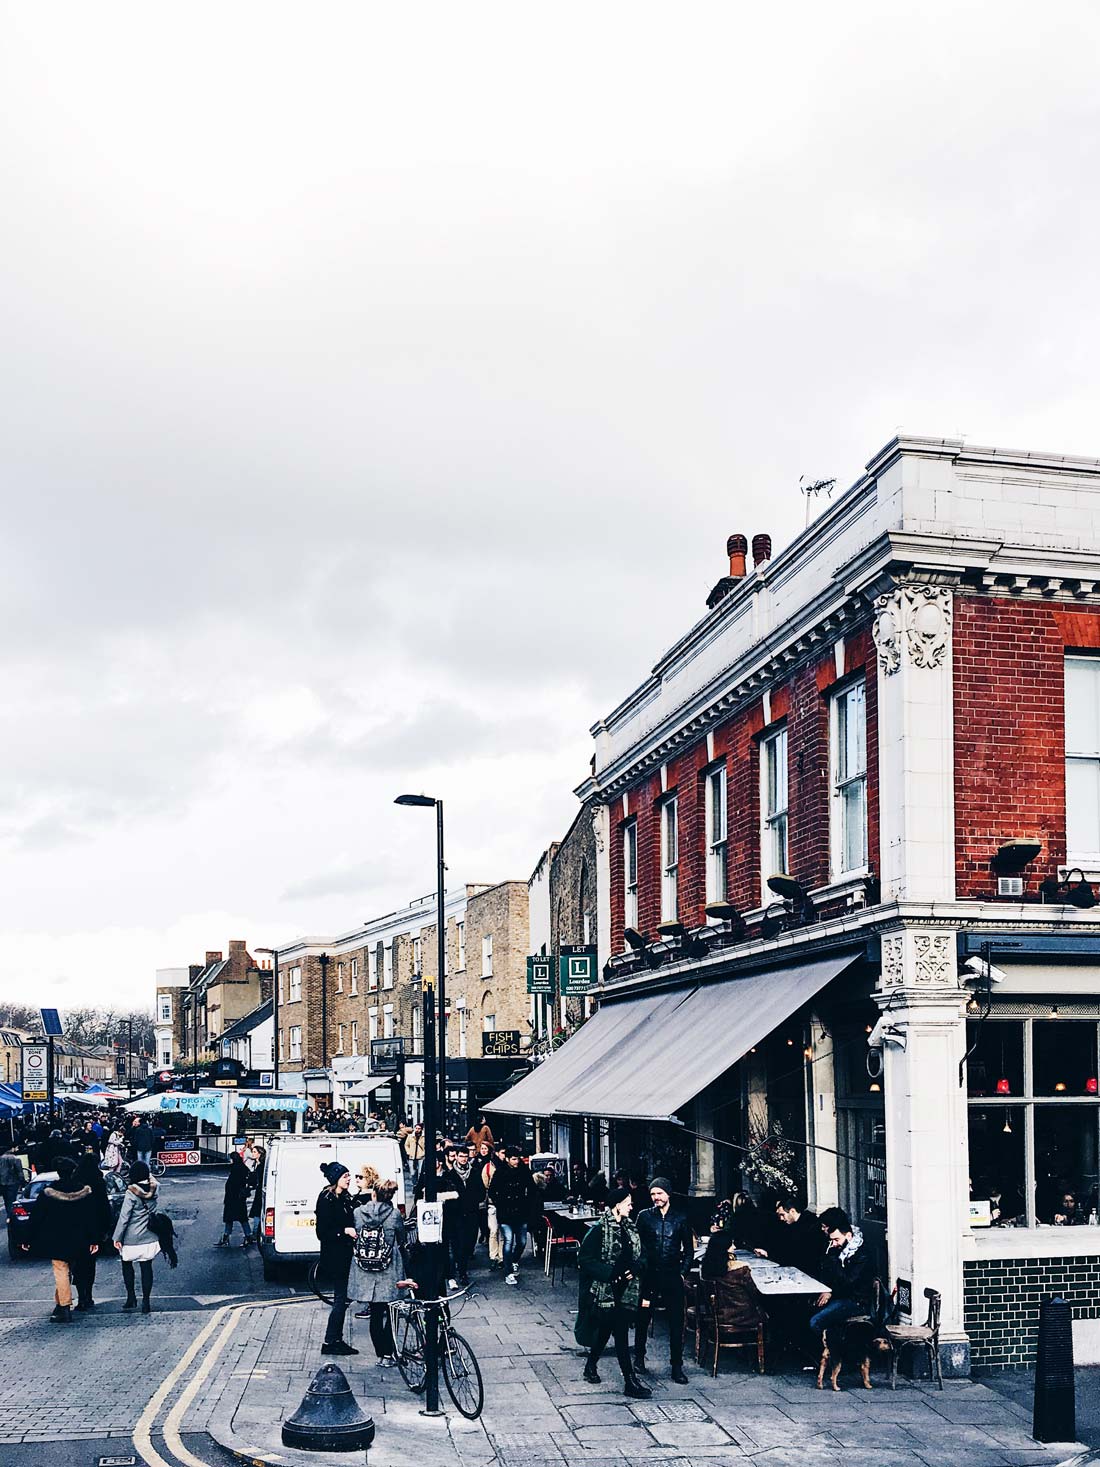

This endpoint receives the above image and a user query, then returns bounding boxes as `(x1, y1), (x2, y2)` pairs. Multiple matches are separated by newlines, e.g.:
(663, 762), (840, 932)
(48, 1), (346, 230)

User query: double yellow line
(133, 1296), (310, 1467)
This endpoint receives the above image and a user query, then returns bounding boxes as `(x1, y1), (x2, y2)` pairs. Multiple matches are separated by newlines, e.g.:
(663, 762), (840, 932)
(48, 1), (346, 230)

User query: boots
(123, 1296), (138, 1310)
(49, 1304), (73, 1325)
(75, 1297), (95, 1312)
(622, 1368), (652, 1399)
(633, 1351), (650, 1375)
(583, 1361), (602, 1384)
(215, 1234), (230, 1248)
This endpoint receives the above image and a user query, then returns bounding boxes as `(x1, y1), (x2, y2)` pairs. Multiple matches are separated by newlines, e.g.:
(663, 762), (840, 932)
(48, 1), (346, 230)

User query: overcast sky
(3, 2), (1099, 1013)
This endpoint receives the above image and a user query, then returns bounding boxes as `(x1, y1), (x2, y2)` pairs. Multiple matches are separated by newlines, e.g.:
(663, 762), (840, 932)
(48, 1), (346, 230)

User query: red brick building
(492, 434), (1100, 1373)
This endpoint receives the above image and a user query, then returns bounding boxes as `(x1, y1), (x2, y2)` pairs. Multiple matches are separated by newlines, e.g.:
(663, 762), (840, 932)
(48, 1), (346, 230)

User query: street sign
(40, 1008), (63, 1037)
(559, 945), (597, 995)
(416, 1198), (443, 1243)
(158, 1148), (201, 1167)
(21, 1043), (49, 1101)
(482, 1030), (520, 1057)
(526, 956), (553, 994)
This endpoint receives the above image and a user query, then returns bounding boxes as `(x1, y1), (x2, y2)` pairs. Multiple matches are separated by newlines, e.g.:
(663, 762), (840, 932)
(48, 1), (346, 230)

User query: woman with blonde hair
(349, 1178), (410, 1365)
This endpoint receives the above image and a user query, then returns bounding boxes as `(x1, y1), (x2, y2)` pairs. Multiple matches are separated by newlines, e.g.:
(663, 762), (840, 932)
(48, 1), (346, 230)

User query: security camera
(868, 1016), (906, 1052)
(963, 956), (1006, 985)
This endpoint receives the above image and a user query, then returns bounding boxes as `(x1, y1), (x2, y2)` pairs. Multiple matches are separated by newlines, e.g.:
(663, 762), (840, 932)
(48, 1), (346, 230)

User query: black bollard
(282, 1362), (376, 1453)
(1033, 1295), (1075, 1443)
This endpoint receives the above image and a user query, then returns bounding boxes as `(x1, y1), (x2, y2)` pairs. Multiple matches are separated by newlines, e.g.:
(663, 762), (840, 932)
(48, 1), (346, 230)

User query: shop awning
(485, 950), (860, 1123)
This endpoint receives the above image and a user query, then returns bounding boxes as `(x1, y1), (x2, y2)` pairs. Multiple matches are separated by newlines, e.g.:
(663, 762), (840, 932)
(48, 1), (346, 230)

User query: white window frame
(1066, 655), (1100, 862)
(368, 947), (378, 991)
(337, 1022), (345, 1054)
(412, 1003), (423, 1043)
(705, 764), (728, 908)
(383, 943), (394, 990)
(289, 1025), (302, 1060)
(483, 1013), (496, 1034)
(623, 820), (638, 937)
(412, 935), (422, 974)
(760, 727), (789, 898)
(288, 966), (302, 1003)
(830, 678), (868, 878)
(383, 1004), (394, 1040)
(158, 996), (172, 1023)
(368, 1008), (379, 1043)
(457, 921), (466, 971)
(350, 1019), (358, 1056)
(660, 795), (679, 922)
(482, 933), (493, 978)
(336, 962), (344, 993)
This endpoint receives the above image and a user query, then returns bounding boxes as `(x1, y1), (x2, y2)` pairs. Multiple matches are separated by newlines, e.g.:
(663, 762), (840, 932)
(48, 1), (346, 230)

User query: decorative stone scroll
(872, 586), (952, 677)
(879, 930), (957, 991)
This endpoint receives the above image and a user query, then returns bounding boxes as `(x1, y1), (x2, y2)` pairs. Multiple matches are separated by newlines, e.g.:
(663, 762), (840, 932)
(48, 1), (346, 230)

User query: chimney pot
(752, 533), (772, 567)
(727, 533), (747, 578)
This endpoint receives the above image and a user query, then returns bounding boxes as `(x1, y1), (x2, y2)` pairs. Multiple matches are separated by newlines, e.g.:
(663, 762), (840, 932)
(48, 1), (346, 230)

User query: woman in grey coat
(112, 1162), (160, 1313)
(348, 1180), (409, 1363)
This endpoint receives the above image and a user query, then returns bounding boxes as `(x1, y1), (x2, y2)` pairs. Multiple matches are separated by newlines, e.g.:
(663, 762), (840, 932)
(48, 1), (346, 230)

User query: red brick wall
(606, 622), (879, 948)
(954, 597), (1072, 897)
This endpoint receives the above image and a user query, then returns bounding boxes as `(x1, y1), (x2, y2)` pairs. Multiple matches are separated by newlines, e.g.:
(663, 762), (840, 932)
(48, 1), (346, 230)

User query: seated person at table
(988, 1182), (1024, 1226)
(700, 1229), (737, 1280)
(809, 1209), (873, 1338)
(730, 1192), (763, 1251)
(1054, 1190), (1088, 1225)
(754, 1194), (823, 1276)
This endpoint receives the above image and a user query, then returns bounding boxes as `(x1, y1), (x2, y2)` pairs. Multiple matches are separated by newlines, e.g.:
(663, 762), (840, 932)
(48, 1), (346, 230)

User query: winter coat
(113, 1180), (160, 1249)
(314, 1186), (355, 1284)
(348, 1198), (407, 1305)
(223, 1155), (251, 1226)
(133, 1125), (155, 1154)
(404, 1131), (425, 1163)
(451, 1161), (484, 1216)
(488, 1162), (537, 1226)
(27, 1181), (99, 1262)
(465, 1123), (494, 1150)
(73, 1156), (114, 1244)
(819, 1229), (874, 1306)
(575, 1216), (641, 1347)
(0, 1154), (26, 1189)
(636, 1205), (694, 1284)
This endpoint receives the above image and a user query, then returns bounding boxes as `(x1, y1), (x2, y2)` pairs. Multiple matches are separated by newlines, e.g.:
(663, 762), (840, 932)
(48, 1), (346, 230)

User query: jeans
(499, 1220), (528, 1271)
(1, 1184), (18, 1220)
(137, 1150), (153, 1168)
(635, 1267), (685, 1371)
(325, 1257), (352, 1345)
(809, 1297), (863, 1336)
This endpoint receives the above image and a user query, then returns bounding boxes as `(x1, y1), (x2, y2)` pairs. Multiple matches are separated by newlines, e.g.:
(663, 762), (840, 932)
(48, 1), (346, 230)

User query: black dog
(816, 1319), (891, 1391)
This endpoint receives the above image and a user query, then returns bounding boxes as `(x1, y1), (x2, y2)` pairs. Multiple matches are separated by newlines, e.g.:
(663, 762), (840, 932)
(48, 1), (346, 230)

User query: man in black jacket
(809, 1208), (874, 1337)
(488, 1147), (537, 1284)
(634, 1177), (694, 1383)
(755, 1194), (824, 1277)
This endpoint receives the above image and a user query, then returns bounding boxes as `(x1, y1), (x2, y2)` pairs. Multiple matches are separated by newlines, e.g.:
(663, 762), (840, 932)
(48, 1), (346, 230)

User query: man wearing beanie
(634, 1176), (694, 1383)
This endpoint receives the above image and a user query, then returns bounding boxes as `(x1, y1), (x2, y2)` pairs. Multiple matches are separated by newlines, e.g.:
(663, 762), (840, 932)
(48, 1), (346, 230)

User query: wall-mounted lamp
(767, 873), (817, 925)
(623, 927), (650, 951)
(1040, 870), (1098, 908)
(992, 838), (1042, 873)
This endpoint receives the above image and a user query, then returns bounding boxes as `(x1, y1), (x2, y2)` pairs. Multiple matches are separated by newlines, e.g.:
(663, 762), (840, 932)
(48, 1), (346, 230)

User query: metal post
(319, 953), (330, 1101)
(46, 1035), (54, 1119)
(192, 991), (198, 1093)
(436, 800), (447, 1131)
(420, 984), (443, 1416)
(273, 950), (280, 1088)
(128, 1016), (134, 1097)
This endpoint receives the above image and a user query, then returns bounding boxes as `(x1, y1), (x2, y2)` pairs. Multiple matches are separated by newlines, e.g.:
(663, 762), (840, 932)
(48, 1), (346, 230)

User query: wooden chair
(885, 1288), (942, 1390)
(699, 1269), (768, 1376)
(543, 1214), (581, 1284)
(682, 1274), (704, 1363)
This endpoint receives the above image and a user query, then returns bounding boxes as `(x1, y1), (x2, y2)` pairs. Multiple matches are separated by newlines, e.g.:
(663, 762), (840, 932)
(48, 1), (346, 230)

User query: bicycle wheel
(308, 1261), (334, 1306)
(395, 1309), (427, 1394)
(149, 1157), (166, 1178)
(441, 1330), (483, 1420)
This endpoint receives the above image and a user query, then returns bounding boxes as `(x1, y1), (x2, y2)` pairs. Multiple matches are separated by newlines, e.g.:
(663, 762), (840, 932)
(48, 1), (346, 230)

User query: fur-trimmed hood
(127, 1181), (158, 1201)
(42, 1184), (92, 1203)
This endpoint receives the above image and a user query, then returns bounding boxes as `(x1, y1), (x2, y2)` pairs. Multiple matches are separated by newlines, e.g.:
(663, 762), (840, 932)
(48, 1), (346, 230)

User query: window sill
(809, 871), (873, 905)
(964, 1225), (1100, 1258)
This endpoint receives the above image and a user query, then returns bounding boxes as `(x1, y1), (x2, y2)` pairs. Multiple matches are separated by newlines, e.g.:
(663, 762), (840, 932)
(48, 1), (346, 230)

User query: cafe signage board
(482, 1030), (521, 1057)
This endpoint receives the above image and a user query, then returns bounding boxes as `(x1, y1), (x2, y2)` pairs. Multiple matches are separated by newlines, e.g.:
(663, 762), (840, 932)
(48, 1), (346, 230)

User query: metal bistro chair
(699, 1269), (768, 1376)
(885, 1287), (942, 1390)
(543, 1212), (582, 1284)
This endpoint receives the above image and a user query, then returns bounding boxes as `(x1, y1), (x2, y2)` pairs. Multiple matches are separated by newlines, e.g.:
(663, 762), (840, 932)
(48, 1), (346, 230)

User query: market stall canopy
(342, 1077), (390, 1100)
(124, 1090), (225, 1123)
(484, 950), (861, 1123)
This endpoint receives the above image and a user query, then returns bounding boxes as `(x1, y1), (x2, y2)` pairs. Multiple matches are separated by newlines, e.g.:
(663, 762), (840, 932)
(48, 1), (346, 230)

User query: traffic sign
(21, 1043), (49, 1101)
(158, 1149), (201, 1167)
(526, 956), (553, 994)
(559, 946), (597, 995)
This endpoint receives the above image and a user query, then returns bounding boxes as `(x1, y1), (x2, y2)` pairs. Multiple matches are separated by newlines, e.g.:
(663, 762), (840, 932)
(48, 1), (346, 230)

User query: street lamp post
(255, 948), (280, 1088)
(395, 794), (447, 1127)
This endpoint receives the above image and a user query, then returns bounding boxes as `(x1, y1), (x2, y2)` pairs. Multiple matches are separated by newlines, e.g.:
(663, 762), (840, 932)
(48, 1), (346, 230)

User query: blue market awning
(485, 950), (861, 1123)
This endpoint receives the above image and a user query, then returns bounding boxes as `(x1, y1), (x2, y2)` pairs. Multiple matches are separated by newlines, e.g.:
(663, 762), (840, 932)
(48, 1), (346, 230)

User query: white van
(257, 1133), (408, 1280)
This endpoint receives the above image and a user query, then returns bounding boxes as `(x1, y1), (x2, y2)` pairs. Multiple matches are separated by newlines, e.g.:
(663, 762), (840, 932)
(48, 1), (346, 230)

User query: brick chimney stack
(727, 534), (748, 578)
(205, 951), (222, 965)
(752, 533), (772, 568)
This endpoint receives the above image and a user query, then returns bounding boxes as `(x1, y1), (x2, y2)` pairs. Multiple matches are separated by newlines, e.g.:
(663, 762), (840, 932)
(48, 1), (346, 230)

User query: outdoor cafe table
(692, 1243), (827, 1296)
(544, 1204), (600, 1278)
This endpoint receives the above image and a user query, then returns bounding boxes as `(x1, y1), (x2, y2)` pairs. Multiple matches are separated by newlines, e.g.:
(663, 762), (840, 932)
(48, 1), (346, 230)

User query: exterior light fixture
(766, 873), (816, 924)
(1050, 1004), (1059, 1019)
(1041, 870), (1098, 908)
(657, 921), (688, 941)
(991, 839), (1042, 872)
(1003, 1116), (1013, 1134)
(869, 1082), (881, 1093)
(623, 927), (649, 951)
(996, 1078), (1011, 1095)
(803, 1045), (813, 1061)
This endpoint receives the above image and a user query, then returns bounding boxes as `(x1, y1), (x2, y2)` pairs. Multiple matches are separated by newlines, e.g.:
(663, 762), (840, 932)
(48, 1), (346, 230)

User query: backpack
(354, 1219), (393, 1273)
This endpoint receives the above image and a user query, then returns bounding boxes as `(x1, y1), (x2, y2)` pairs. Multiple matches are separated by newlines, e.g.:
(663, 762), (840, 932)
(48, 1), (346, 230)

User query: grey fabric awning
(484, 950), (859, 1123)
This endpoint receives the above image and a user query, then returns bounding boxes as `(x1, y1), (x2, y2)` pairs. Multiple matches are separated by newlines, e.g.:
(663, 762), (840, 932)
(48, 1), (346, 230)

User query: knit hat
(320, 1161), (349, 1186)
(607, 1185), (631, 1209)
(649, 1176), (674, 1194)
(54, 1156), (76, 1179)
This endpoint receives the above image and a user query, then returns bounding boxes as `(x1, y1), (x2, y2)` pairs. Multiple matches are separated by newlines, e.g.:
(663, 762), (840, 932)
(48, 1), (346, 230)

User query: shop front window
(967, 1016), (1100, 1227)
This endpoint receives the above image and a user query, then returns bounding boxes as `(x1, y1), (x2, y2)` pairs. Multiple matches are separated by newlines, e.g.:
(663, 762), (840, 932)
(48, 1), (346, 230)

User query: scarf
(838, 1225), (864, 1264)
(590, 1212), (641, 1314)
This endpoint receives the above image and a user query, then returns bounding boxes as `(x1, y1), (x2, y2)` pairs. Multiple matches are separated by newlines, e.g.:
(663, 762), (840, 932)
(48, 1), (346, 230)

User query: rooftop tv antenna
(800, 474), (837, 526)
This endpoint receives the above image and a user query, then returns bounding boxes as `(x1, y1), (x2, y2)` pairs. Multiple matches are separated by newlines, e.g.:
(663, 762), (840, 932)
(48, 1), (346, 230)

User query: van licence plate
(290, 1215), (316, 1228)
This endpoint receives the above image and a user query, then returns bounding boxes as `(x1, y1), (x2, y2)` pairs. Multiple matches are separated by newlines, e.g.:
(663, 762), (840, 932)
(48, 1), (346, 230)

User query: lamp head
(623, 927), (649, 952)
(991, 838), (1042, 873)
(395, 793), (437, 808)
(767, 873), (804, 902)
(1065, 870), (1098, 909)
(657, 921), (688, 941)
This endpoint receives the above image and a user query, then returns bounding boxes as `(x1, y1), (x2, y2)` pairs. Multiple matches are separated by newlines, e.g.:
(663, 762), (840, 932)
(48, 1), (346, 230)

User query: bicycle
(390, 1286), (484, 1420)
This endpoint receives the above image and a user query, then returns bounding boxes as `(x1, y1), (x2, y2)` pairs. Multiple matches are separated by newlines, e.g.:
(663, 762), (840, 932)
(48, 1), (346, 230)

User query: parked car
(7, 1167), (126, 1261)
(257, 1133), (407, 1282)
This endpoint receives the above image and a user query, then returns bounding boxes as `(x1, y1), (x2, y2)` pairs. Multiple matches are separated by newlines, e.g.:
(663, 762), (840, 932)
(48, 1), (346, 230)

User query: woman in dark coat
(575, 1187), (651, 1399)
(71, 1149), (114, 1311)
(249, 1146), (266, 1241)
(218, 1152), (253, 1247)
(315, 1161), (358, 1355)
